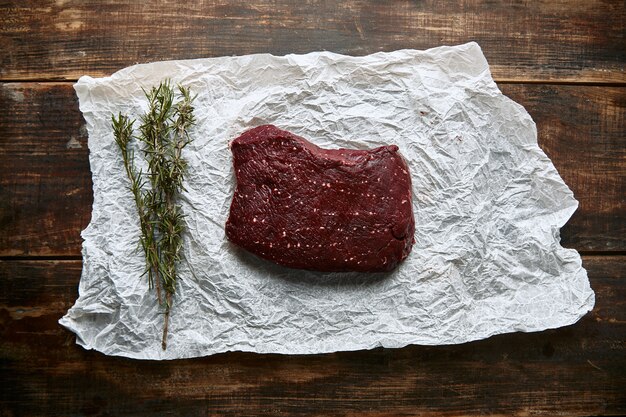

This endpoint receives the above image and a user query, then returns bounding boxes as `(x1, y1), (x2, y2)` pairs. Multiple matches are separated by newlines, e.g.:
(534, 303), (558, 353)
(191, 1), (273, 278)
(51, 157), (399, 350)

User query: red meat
(225, 125), (415, 272)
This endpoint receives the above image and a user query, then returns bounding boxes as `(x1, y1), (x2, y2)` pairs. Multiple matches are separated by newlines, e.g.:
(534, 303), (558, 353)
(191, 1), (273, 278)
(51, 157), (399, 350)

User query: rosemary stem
(162, 292), (172, 350)
(112, 80), (195, 351)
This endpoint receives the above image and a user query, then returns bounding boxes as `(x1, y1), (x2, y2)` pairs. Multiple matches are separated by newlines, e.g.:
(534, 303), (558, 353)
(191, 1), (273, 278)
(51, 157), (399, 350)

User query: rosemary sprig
(112, 80), (196, 350)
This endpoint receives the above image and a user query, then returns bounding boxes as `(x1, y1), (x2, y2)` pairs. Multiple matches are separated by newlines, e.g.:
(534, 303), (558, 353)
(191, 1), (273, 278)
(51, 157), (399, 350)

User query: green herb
(112, 80), (196, 350)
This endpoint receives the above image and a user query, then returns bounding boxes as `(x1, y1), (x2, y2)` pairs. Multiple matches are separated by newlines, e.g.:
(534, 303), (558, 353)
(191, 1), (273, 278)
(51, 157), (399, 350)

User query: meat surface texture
(225, 125), (415, 272)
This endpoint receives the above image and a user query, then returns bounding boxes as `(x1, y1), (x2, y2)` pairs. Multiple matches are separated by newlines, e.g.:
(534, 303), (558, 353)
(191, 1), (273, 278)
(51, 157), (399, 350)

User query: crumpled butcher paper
(60, 42), (595, 360)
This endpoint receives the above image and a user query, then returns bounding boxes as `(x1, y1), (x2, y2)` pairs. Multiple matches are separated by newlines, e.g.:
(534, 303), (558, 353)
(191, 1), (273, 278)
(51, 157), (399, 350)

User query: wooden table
(1, 2), (624, 415)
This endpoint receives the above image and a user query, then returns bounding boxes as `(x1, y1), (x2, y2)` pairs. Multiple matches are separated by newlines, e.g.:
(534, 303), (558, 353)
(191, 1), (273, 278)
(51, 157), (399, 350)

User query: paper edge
(60, 41), (596, 360)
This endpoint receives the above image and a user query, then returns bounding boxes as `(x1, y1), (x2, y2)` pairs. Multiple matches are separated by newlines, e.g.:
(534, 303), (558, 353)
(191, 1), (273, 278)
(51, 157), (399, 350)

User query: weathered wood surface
(0, 83), (91, 257)
(0, 1), (624, 83)
(1, 1), (624, 415)
(0, 257), (624, 416)
(1, 82), (624, 256)
(503, 85), (626, 253)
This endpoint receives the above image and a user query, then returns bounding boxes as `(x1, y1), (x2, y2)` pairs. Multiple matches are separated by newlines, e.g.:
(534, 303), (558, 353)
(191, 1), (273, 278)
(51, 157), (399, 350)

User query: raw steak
(225, 125), (415, 272)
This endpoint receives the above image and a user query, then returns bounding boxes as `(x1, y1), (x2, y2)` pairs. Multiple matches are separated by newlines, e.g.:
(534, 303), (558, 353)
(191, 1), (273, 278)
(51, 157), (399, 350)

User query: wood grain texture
(2, 1), (623, 416)
(0, 0), (624, 83)
(0, 256), (624, 416)
(502, 85), (626, 252)
(0, 83), (91, 256)
(1, 82), (624, 256)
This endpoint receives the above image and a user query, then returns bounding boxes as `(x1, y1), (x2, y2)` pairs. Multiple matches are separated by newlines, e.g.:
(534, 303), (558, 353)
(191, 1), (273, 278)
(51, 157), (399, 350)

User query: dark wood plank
(502, 85), (626, 252)
(0, 1), (624, 83)
(0, 256), (624, 416)
(1, 83), (623, 256)
(0, 83), (91, 256)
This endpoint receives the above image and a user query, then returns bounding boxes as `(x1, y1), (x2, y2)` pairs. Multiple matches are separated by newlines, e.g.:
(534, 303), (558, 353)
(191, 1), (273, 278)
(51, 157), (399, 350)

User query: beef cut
(225, 125), (415, 272)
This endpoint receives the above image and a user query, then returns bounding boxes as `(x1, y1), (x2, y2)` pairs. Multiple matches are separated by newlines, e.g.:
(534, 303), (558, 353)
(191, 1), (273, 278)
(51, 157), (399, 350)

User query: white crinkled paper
(60, 42), (595, 360)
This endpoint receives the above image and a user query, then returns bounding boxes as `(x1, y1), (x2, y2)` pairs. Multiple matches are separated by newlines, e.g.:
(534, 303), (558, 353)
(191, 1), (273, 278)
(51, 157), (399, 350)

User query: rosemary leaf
(112, 80), (196, 350)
